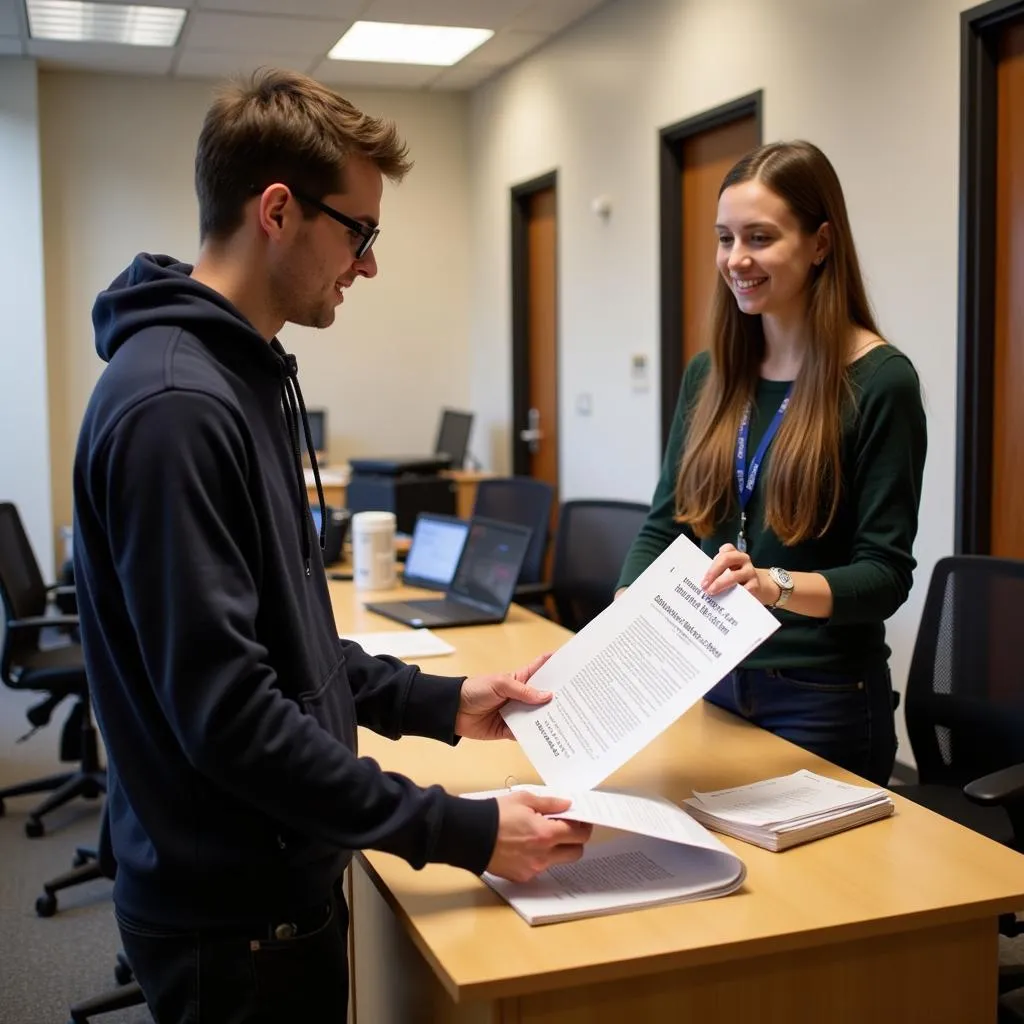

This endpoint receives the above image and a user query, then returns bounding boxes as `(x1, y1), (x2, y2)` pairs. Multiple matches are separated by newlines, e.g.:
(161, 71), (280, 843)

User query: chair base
(24, 769), (107, 838)
(68, 953), (145, 1024)
(37, 849), (104, 917)
(0, 698), (107, 837)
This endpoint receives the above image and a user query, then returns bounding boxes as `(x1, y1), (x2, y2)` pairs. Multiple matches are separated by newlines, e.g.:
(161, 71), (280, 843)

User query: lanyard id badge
(734, 387), (793, 552)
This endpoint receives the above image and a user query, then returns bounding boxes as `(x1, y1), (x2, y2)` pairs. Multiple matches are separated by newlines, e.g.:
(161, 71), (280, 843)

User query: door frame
(510, 170), (558, 477)
(956, 0), (1024, 553)
(657, 92), (763, 449)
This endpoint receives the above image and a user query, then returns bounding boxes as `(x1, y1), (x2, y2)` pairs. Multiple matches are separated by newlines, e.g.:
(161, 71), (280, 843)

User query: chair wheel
(71, 850), (89, 868)
(36, 892), (57, 917)
(25, 818), (44, 838)
(114, 960), (134, 986)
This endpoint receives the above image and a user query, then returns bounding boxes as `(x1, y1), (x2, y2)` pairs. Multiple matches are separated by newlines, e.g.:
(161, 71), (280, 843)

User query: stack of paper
(343, 629), (455, 659)
(682, 769), (894, 852)
(465, 785), (746, 925)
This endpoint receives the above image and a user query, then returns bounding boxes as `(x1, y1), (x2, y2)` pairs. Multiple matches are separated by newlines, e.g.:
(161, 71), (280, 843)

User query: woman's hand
(700, 543), (781, 607)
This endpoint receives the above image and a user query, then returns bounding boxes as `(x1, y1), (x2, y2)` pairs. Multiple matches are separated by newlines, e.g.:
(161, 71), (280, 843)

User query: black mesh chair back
(905, 556), (1024, 791)
(471, 477), (554, 585)
(0, 502), (54, 666)
(550, 500), (650, 632)
(0, 502), (106, 837)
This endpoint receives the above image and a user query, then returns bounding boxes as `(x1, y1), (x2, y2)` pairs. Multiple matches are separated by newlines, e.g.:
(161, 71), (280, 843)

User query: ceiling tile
(505, 0), (605, 34)
(0, 35), (23, 55)
(99, 0), (198, 7)
(28, 39), (176, 74)
(185, 11), (349, 55)
(428, 62), (496, 90)
(311, 57), (441, 90)
(360, 0), (534, 31)
(0, 0), (22, 36)
(175, 49), (314, 79)
(195, 0), (365, 17)
(459, 29), (545, 67)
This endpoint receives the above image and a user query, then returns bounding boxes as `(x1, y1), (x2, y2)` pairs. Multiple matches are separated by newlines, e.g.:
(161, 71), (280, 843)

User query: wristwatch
(768, 567), (794, 610)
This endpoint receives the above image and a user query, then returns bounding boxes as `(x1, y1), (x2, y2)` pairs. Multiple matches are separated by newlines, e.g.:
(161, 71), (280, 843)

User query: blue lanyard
(734, 386), (792, 551)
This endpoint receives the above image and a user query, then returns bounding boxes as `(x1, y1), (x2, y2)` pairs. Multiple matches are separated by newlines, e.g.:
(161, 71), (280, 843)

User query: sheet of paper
(689, 769), (886, 826)
(343, 629), (455, 660)
(507, 785), (728, 853)
(501, 534), (780, 791)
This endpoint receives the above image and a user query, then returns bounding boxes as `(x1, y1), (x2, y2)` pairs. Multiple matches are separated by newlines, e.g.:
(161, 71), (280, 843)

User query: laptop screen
(403, 514), (470, 589)
(448, 518), (532, 614)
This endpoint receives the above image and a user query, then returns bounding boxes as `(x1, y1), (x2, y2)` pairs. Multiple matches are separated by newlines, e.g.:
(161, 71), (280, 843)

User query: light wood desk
(307, 469), (496, 520)
(331, 580), (1024, 1024)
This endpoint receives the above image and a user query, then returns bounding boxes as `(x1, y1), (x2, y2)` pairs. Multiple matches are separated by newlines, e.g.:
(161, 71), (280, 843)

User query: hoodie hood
(92, 253), (328, 565)
(93, 252), (271, 366)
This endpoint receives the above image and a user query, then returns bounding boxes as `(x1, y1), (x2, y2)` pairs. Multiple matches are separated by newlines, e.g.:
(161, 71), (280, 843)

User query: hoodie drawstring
(279, 353), (326, 576)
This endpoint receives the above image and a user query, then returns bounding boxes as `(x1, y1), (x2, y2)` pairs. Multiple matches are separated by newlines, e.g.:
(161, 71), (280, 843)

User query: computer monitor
(303, 408), (328, 463)
(434, 409), (473, 470)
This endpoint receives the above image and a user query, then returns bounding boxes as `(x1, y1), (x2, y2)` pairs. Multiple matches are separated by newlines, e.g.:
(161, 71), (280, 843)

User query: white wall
(0, 58), (54, 574)
(40, 73), (472, 546)
(468, 0), (970, 764)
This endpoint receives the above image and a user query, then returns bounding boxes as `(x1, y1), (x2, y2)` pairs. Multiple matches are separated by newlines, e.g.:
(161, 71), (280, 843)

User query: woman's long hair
(675, 140), (880, 544)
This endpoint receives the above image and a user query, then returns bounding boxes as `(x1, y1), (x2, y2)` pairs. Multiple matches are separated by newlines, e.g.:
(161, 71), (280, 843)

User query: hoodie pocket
(298, 656), (357, 754)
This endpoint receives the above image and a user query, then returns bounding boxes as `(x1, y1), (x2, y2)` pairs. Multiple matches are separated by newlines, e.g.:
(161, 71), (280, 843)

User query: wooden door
(524, 186), (558, 497)
(680, 115), (759, 366)
(511, 176), (559, 584)
(990, 20), (1024, 558)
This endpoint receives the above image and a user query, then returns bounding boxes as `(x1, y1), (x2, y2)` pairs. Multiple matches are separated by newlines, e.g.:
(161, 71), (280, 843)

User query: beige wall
(40, 72), (472, 550)
(468, 0), (971, 764)
(1, 59), (53, 573)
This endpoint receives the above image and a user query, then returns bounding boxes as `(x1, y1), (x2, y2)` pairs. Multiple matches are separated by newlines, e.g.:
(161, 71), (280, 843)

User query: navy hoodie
(74, 253), (499, 929)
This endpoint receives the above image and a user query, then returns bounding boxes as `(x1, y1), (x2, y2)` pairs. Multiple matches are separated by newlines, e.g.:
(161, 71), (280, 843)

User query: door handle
(519, 408), (543, 453)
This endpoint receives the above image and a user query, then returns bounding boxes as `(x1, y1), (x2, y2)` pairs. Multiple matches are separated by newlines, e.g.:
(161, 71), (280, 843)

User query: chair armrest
(46, 585), (77, 598)
(514, 582), (552, 600)
(964, 763), (1024, 807)
(9, 615), (80, 630)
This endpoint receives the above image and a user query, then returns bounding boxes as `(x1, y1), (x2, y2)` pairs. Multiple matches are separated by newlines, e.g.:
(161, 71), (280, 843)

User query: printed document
(465, 785), (746, 924)
(501, 534), (780, 791)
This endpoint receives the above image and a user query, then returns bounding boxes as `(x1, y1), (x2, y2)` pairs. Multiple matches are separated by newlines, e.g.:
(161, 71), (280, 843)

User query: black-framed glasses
(290, 187), (379, 259)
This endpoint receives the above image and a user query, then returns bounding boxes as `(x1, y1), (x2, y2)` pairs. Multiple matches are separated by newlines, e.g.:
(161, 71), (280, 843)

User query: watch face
(775, 568), (794, 588)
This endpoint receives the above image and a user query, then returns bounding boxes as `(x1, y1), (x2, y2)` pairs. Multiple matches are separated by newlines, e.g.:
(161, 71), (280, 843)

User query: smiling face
(715, 178), (828, 324)
(271, 155), (382, 330)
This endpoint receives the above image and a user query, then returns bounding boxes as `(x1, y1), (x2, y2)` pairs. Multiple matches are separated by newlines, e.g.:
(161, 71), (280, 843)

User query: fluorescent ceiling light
(328, 21), (493, 66)
(26, 0), (187, 46)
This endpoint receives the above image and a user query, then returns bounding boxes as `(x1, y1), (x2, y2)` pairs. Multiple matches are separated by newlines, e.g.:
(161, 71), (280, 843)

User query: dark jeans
(704, 665), (897, 785)
(116, 886), (349, 1024)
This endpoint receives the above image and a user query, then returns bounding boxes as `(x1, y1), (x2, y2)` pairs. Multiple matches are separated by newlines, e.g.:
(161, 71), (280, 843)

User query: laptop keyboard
(406, 599), (488, 621)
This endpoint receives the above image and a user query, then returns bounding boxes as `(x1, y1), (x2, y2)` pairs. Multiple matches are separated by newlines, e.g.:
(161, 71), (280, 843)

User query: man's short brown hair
(195, 68), (412, 242)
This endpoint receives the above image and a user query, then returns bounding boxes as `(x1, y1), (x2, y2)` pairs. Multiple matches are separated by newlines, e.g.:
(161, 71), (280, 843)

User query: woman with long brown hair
(617, 141), (926, 785)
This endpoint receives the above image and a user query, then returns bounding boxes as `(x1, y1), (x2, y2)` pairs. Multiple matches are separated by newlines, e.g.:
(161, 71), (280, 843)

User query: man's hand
(455, 652), (554, 740)
(487, 791), (593, 882)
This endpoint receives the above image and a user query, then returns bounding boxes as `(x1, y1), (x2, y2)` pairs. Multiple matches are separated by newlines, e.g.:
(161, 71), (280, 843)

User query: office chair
(68, 954), (144, 1024)
(471, 477), (554, 587)
(546, 500), (650, 632)
(66, 810), (147, 1023)
(0, 502), (106, 837)
(893, 556), (1024, 1021)
(35, 844), (106, 917)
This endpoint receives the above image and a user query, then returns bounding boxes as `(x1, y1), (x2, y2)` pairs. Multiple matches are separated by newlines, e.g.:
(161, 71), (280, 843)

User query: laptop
(364, 517), (532, 628)
(401, 513), (470, 591)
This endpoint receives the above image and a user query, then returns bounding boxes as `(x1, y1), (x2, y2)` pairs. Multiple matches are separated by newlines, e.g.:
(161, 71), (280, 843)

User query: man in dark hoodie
(74, 69), (591, 1023)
